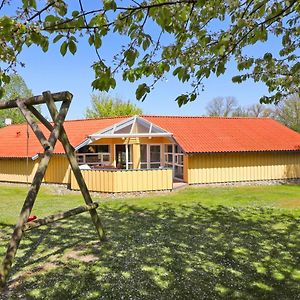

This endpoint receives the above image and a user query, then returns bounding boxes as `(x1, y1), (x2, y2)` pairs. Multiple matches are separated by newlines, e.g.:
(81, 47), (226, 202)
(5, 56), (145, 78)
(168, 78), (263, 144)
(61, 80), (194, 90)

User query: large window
(140, 144), (162, 169)
(76, 145), (111, 167)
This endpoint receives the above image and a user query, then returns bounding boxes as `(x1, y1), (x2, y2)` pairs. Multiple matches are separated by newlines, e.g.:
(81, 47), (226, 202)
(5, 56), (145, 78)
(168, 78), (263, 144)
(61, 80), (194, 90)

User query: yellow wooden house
(0, 115), (300, 192)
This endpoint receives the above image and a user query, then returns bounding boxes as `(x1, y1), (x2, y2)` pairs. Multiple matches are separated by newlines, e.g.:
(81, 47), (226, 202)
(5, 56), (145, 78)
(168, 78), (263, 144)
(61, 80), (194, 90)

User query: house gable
(89, 116), (173, 140)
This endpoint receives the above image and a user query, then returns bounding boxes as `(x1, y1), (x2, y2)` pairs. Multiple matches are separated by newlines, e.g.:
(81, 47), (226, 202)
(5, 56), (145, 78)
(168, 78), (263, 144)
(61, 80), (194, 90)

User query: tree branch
(27, 1), (55, 22)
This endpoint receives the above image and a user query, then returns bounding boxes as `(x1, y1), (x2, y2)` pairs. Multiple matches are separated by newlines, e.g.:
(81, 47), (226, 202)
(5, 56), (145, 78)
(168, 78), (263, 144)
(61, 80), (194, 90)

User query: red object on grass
(27, 215), (37, 222)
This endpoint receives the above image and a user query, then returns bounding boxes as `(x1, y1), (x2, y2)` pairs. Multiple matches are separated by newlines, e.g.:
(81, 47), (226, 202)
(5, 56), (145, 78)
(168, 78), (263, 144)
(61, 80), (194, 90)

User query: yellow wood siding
(44, 155), (71, 184)
(0, 156), (71, 184)
(187, 152), (300, 184)
(0, 158), (39, 183)
(70, 168), (173, 192)
(183, 155), (188, 182)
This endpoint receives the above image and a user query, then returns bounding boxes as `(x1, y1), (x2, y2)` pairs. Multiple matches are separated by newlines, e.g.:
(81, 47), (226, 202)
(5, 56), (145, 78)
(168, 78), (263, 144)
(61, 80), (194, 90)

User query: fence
(70, 168), (173, 193)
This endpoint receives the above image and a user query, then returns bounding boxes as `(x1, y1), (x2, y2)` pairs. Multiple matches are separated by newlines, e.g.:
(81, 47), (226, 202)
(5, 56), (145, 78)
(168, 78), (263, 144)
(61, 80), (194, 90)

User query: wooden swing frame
(0, 91), (106, 287)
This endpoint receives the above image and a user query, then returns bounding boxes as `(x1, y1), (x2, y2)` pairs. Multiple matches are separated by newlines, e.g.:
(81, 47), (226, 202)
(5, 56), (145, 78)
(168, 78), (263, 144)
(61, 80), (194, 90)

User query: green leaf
(60, 41), (68, 56)
(142, 38), (151, 51)
(176, 94), (188, 107)
(22, 0), (36, 9)
(94, 34), (102, 49)
(216, 63), (226, 76)
(136, 83), (150, 101)
(218, 45), (226, 55)
(2, 74), (10, 84)
(232, 76), (243, 83)
(103, 0), (117, 11)
(54, 1), (68, 16)
(190, 93), (197, 102)
(41, 38), (49, 52)
(124, 49), (138, 67)
(291, 62), (300, 73)
(45, 15), (58, 23)
(263, 53), (273, 60)
(53, 34), (64, 43)
(72, 10), (80, 18)
(110, 78), (116, 89)
(68, 40), (77, 55)
(88, 35), (94, 46)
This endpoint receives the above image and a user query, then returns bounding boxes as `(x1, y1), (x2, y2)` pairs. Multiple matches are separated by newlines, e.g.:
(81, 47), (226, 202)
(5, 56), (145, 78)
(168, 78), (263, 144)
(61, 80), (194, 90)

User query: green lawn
(0, 184), (300, 299)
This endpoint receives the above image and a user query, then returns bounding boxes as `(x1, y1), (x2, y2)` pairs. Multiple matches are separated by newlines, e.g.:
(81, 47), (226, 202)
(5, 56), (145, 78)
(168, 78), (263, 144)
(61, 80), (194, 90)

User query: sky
(4, 1), (275, 120)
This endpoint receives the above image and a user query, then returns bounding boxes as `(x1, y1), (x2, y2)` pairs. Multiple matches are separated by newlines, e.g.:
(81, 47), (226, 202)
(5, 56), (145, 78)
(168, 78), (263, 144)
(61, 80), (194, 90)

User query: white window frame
(164, 143), (184, 179)
(114, 144), (133, 170)
(140, 144), (163, 169)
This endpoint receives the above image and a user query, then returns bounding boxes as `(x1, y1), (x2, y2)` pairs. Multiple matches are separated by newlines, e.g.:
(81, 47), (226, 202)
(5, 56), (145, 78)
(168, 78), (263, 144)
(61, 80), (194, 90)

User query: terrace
(73, 116), (185, 192)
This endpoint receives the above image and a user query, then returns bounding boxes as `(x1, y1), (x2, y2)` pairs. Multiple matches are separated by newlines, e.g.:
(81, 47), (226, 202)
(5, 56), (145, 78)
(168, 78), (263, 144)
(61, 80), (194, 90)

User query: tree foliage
(0, 0), (299, 105)
(0, 74), (33, 126)
(85, 93), (143, 118)
(274, 94), (300, 132)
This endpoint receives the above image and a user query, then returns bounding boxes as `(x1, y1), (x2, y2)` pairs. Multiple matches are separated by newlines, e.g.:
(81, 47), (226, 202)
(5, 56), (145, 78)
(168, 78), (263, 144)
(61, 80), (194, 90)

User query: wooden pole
(16, 99), (51, 150)
(0, 91), (72, 110)
(42, 91), (106, 241)
(24, 203), (99, 231)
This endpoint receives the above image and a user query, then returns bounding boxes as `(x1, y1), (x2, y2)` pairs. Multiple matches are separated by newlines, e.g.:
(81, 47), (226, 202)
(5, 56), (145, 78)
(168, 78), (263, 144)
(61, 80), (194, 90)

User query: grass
(0, 184), (300, 299)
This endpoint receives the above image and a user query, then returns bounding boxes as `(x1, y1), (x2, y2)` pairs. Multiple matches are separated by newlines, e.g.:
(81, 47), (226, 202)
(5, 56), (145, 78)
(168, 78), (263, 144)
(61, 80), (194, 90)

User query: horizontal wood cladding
(187, 151), (300, 184)
(70, 168), (173, 193)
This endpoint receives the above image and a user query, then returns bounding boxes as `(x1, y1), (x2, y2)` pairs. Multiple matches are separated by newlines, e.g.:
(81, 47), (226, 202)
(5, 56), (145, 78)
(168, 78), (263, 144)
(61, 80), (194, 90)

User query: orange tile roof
(143, 116), (300, 153)
(0, 115), (299, 158)
(0, 116), (127, 158)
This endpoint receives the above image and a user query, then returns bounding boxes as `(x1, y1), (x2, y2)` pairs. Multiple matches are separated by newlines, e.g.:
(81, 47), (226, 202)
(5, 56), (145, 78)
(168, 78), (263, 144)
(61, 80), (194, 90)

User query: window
(140, 144), (162, 169)
(165, 144), (173, 153)
(115, 144), (133, 170)
(164, 143), (184, 179)
(149, 145), (161, 169)
(140, 145), (147, 169)
(164, 144), (173, 166)
(77, 145), (109, 154)
(76, 144), (111, 167)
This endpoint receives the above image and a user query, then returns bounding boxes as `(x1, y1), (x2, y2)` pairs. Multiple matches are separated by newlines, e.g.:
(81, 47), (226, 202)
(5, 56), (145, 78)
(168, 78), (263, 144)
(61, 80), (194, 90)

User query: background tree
(85, 94), (143, 118)
(274, 95), (300, 132)
(206, 97), (238, 117)
(246, 104), (274, 118)
(205, 97), (275, 118)
(0, 1), (299, 105)
(0, 74), (33, 127)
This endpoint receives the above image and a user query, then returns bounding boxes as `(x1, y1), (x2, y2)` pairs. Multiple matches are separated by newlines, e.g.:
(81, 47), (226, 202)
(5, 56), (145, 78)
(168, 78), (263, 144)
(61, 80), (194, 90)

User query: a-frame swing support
(0, 91), (106, 287)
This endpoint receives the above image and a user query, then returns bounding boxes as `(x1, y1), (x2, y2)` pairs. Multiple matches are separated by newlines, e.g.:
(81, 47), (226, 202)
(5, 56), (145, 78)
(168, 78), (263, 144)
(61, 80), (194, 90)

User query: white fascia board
(74, 138), (93, 151)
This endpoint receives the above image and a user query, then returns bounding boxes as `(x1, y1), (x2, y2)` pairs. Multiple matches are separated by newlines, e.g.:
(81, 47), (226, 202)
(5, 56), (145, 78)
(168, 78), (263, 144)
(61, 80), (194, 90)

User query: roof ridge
(64, 115), (273, 122)
(141, 115), (272, 120)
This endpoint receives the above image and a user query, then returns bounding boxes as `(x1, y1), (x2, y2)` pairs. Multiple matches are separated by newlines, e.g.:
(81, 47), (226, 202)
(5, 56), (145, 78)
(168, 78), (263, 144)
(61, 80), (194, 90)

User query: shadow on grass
(0, 204), (299, 299)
